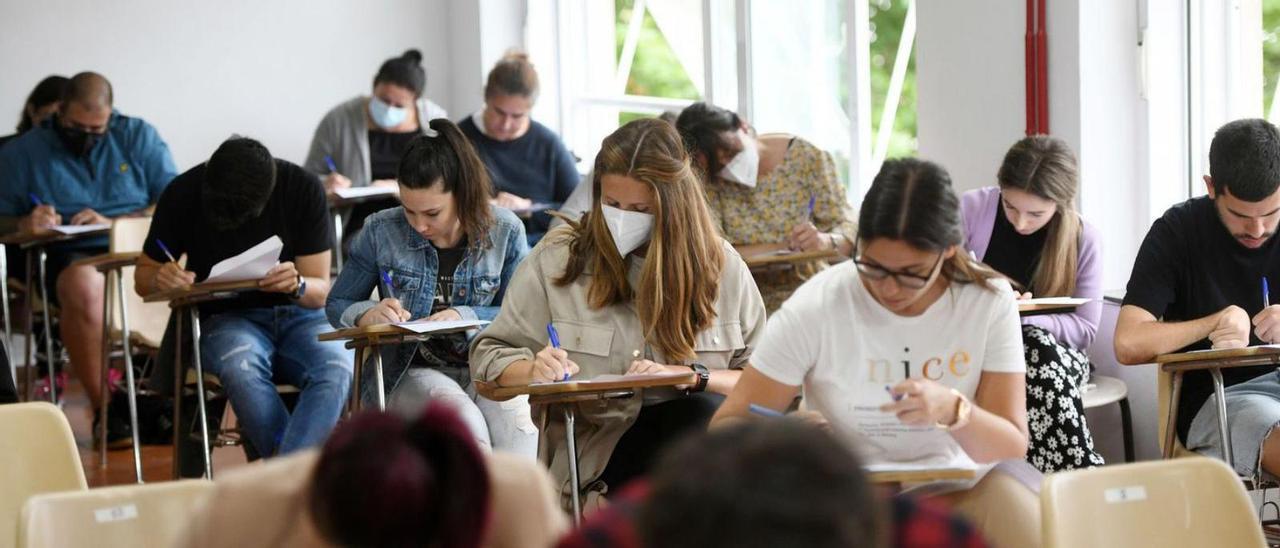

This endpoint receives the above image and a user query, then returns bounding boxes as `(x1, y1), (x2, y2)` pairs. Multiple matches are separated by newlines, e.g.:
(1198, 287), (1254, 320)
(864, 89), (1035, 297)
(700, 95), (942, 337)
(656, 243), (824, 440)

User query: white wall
(0, 0), (452, 170)
(915, 0), (1026, 193)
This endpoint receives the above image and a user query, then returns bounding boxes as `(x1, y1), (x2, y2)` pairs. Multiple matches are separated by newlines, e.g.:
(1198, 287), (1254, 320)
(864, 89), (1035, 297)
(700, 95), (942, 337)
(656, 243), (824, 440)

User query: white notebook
(205, 236), (283, 283)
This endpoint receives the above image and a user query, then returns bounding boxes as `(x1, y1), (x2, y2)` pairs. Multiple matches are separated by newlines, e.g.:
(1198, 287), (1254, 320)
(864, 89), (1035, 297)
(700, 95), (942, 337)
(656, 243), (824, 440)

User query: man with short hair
(1116, 118), (1280, 481)
(135, 137), (351, 459)
(0, 71), (177, 442)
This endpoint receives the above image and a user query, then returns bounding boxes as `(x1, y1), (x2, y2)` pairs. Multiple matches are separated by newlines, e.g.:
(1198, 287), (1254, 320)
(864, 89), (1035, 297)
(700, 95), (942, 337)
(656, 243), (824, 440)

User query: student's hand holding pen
(358, 299), (411, 326)
(18, 205), (60, 234)
(530, 344), (579, 383)
(880, 378), (962, 428)
(155, 262), (196, 291)
(322, 173), (352, 195)
(1253, 306), (1280, 344)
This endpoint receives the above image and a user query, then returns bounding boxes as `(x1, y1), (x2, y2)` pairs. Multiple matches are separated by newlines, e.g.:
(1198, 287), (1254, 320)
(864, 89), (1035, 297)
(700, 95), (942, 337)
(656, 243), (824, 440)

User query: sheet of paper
(534, 372), (691, 385)
(511, 203), (554, 215)
(393, 318), (490, 334)
(334, 186), (398, 200)
(51, 223), (110, 236)
(205, 235), (283, 283)
(1182, 343), (1280, 355)
(1020, 297), (1091, 306)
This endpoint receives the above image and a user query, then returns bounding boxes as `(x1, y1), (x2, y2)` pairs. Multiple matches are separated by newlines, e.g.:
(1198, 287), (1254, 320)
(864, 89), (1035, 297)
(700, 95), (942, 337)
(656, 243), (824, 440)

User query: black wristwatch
(687, 363), (710, 393)
(290, 274), (307, 300)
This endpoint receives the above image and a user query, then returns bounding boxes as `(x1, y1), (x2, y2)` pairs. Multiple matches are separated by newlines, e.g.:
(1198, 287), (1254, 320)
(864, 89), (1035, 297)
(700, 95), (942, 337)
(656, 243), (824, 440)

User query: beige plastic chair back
(0, 402), (87, 548)
(1041, 457), (1264, 548)
(17, 479), (213, 548)
(108, 217), (168, 348)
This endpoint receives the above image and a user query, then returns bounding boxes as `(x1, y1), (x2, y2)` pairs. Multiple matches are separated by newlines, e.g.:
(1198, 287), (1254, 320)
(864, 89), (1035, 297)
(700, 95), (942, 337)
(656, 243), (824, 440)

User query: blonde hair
(484, 50), (539, 102)
(996, 135), (1081, 297)
(554, 119), (725, 361)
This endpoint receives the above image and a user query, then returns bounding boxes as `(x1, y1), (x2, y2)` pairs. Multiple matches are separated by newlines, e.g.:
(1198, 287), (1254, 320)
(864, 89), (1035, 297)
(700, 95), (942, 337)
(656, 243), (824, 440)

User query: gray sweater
(303, 95), (448, 186)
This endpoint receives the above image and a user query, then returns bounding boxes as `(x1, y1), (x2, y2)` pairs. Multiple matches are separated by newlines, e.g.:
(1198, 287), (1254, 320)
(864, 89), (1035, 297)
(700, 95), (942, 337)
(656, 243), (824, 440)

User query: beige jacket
(173, 450), (568, 548)
(469, 228), (767, 508)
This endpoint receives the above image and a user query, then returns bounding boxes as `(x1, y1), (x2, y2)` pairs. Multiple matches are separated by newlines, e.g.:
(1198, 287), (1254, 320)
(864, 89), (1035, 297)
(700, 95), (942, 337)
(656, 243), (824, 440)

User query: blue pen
(749, 404), (784, 418)
(380, 270), (397, 301)
(155, 239), (178, 263)
(546, 323), (568, 381)
(885, 385), (904, 402)
(1266, 277), (1271, 308)
(324, 155), (338, 173)
(806, 194), (816, 222)
(28, 193), (42, 207)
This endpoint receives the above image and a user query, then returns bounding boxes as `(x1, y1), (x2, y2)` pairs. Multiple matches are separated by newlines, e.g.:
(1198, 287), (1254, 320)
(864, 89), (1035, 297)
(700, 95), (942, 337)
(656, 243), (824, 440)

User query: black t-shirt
(1124, 196), (1280, 439)
(983, 197), (1047, 289)
(416, 239), (469, 368)
(432, 241), (467, 314)
(367, 130), (418, 181)
(142, 159), (333, 314)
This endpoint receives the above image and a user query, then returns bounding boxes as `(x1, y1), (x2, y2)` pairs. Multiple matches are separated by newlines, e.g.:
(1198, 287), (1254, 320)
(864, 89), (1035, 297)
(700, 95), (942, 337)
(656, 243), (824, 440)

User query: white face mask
(718, 131), (760, 188)
(600, 204), (654, 257)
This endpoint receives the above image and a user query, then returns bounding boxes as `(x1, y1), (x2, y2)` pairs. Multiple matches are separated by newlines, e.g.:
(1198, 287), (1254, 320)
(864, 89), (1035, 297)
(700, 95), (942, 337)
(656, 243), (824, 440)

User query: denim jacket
(326, 204), (529, 400)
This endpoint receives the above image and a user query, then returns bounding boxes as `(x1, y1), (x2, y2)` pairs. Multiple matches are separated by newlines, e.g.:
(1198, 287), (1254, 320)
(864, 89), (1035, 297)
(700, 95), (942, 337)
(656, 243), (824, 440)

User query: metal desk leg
(189, 307), (213, 479)
(1119, 397), (1135, 463)
(564, 405), (581, 524)
(1, 243), (12, 381)
(172, 311), (183, 480)
(37, 248), (55, 404)
(348, 345), (364, 415)
(98, 270), (112, 467)
(22, 251), (33, 401)
(332, 211), (344, 273)
(373, 346), (386, 411)
(1211, 368), (1234, 467)
(116, 272), (143, 483)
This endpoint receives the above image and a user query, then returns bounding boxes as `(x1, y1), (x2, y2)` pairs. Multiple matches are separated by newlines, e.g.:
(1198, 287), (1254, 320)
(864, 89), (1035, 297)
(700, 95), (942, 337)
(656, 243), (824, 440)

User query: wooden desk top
(1156, 345), (1280, 369)
(0, 227), (110, 248)
(474, 372), (697, 402)
(742, 244), (840, 268)
(70, 251), (140, 273)
(1017, 302), (1080, 316)
(142, 279), (260, 306)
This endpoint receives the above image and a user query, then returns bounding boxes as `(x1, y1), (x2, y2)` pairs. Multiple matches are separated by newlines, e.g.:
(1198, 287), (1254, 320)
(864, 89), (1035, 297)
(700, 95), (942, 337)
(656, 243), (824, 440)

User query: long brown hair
(996, 135), (1081, 297)
(554, 118), (725, 362)
(397, 119), (495, 247)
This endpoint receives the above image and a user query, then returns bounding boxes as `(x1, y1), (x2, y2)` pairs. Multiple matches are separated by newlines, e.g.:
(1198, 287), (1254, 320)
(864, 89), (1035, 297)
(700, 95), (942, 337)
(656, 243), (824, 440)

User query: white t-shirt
(752, 262), (1025, 469)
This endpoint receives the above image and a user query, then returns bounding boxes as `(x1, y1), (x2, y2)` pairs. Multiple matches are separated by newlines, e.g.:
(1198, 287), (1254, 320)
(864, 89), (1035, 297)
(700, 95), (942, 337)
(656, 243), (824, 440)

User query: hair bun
(501, 49), (530, 63)
(401, 49), (423, 65)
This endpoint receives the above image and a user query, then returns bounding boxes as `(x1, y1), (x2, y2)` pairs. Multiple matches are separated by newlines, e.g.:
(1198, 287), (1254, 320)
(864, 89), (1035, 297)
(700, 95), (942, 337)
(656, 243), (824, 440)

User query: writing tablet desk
(0, 227), (110, 403)
(865, 467), (978, 484)
(327, 191), (397, 272)
(475, 373), (697, 523)
(70, 251), (143, 482)
(144, 279), (260, 479)
(742, 244), (840, 269)
(318, 322), (485, 413)
(1017, 301), (1081, 317)
(1156, 346), (1280, 466)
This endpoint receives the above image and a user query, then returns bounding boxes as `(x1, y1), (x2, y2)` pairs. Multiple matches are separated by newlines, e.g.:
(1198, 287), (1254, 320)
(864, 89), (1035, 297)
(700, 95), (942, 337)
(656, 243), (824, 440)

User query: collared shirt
(469, 226), (767, 509)
(0, 112), (177, 232)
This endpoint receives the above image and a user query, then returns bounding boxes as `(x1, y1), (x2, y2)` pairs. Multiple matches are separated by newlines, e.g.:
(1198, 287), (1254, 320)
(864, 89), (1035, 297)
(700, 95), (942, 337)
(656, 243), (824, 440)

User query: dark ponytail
(309, 402), (492, 548)
(397, 118), (495, 246)
(858, 158), (1000, 289)
(373, 49), (427, 97)
(675, 102), (743, 180)
(16, 75), (69, 133)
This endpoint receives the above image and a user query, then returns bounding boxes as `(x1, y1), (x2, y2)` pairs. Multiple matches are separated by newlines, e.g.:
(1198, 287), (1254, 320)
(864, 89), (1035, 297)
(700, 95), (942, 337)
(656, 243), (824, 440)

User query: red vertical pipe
(1036, 0), (1050, 133)
(1025, 0), (1038, 135)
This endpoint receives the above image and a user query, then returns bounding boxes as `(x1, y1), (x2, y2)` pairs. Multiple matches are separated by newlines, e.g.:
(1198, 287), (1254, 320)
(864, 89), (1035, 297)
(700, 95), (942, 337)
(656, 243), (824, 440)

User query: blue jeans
(201, 306), (352, 457)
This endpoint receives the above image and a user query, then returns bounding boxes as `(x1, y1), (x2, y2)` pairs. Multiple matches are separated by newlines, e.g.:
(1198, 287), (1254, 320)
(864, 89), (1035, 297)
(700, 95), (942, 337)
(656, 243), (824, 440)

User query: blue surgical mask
(369, 96), (408, 129)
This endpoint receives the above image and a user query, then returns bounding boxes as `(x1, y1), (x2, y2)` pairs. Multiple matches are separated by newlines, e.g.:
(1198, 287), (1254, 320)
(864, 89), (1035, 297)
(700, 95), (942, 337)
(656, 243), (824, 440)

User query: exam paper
(205, 235), (283, 283)
(393, 319), (489, 334)
(334, 186), (398, 200)
(51, 223), (111, 236)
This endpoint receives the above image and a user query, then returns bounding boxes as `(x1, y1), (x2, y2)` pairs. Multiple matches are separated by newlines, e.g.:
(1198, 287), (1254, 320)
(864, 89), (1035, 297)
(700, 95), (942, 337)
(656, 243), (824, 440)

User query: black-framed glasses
(853, 252), (945, 290)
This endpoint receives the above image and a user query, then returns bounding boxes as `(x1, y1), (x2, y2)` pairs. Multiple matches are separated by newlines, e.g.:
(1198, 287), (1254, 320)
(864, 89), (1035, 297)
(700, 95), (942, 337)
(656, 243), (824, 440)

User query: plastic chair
(1041, 457), (1265, 547)
(17, 479), (213, 548)
(1080, 374), (1134, 462)
(0, 402), (88, 548)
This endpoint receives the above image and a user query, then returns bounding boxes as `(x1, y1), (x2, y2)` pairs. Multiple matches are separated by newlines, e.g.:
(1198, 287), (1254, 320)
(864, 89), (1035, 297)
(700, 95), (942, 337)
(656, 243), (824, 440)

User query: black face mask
(56, 123), (104, 157)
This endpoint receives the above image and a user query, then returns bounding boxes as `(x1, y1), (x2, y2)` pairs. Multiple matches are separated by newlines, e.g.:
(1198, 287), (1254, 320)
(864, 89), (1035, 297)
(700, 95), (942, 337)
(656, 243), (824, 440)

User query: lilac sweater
(959, 187), (1103, 350)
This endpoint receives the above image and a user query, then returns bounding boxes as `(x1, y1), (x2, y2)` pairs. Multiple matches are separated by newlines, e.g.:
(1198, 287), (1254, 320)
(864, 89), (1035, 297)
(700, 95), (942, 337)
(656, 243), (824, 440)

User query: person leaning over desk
(326, 119), (535, 458)
(1115, 118), (1280, 484)
(469, 118), (766, 511)
(712, 158), (1039, 548)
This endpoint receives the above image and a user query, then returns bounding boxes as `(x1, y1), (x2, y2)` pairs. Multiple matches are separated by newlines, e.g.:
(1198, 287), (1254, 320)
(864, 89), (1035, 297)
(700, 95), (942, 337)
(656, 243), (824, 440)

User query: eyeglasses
(853, 253), (945, 290)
